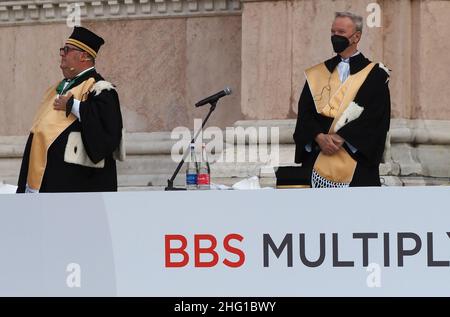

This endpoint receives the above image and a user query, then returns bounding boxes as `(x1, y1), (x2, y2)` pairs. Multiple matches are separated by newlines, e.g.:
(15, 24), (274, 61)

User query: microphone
(195, 87), (232, 107)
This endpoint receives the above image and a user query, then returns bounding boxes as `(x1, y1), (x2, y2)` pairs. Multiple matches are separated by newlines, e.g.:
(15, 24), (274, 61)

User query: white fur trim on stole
(90, 80), (116, 96)
(334, 101), (364, 132)
(378, 62), (390, 83)
(64, 132), (105, 168)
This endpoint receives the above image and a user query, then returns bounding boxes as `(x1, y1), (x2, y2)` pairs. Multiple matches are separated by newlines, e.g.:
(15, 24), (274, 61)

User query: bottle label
(197, 173), (210, 185)
(186, 174), (197, 185)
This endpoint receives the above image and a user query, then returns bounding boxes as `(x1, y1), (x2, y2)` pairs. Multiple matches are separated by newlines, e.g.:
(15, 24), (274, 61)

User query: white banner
(0, 186), (449, 296)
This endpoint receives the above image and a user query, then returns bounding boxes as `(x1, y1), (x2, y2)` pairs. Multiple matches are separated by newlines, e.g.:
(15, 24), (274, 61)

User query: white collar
(341, 51), (360, 62)
(74, 66), (95, 78)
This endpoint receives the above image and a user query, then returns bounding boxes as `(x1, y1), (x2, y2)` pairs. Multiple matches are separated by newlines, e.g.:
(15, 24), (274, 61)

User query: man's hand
(315, 133), (340, 155)
(54, 92), (73, 111)
(329, 133), (345, 148)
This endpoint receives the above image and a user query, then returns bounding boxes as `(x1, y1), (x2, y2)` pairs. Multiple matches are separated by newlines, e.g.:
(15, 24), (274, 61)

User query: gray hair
(335, 11), (363, 33)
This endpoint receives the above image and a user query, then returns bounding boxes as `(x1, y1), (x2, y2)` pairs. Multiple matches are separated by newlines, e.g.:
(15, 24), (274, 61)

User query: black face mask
(331, 34), (350, 53)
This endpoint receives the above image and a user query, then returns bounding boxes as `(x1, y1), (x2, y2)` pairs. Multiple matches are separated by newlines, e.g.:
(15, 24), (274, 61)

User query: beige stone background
(0, 15), (242, 135)
(0, 0), (448, 189)
(241, 0), (450, 120)
(0, 0), (449, 136)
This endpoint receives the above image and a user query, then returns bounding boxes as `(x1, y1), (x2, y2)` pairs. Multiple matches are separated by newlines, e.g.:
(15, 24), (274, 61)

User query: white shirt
(70, 67), (95, 121)
(337, 51), (360, 82)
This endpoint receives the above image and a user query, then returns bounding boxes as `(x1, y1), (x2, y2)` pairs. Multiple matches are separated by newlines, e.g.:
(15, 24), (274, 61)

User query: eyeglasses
(59, 46), (84, 55)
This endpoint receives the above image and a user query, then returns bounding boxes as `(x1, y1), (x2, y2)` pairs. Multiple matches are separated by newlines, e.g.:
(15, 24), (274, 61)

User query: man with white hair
(293, 12), (391, 187)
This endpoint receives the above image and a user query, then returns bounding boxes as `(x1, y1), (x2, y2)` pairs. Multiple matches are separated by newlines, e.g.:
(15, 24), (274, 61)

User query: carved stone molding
(0, 0), (242, 26)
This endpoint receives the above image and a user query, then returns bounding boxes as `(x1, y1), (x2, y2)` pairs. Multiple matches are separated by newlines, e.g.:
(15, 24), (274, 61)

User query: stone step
(0, 158), (22, 176)
(1, 119), (449, 189)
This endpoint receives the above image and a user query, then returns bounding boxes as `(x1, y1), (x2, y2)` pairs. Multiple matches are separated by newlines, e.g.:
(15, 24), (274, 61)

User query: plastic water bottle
(186, 143), (198, 190)
(197, 143), (211, 190)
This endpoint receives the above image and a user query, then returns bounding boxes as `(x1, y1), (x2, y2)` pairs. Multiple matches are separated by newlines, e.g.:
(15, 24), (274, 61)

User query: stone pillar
(241, 0), (385, 120)
(241, 0), (293, 120)
(410, 0), (450, 120)
(383, 0), (413, 119)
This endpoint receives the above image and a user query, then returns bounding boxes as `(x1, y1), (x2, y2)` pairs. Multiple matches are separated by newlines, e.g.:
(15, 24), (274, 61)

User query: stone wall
(0, 0), (448, 188)
(0, 0), (242, 135)
(1, 0), (450, 135)
(241, 0), (450, 121)
(1, 119), (448, 190)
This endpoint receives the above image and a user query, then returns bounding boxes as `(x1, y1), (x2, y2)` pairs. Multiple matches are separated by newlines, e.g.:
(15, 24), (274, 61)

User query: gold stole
(27, 78), (96, 190)
(305, 62), (375, 187)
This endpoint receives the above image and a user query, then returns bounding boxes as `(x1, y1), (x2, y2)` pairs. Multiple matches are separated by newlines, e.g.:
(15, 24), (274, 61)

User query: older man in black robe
(17, 26), (124, 193)
(293, 12), (391, 188)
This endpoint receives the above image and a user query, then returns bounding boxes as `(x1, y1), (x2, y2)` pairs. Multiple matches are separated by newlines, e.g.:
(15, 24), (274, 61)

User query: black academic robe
(293, 53), (391, 187)
(17, 69), (123, 193)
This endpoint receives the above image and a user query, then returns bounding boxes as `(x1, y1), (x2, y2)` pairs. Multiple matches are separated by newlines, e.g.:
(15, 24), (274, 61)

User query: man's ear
(81, 52), (91, 62)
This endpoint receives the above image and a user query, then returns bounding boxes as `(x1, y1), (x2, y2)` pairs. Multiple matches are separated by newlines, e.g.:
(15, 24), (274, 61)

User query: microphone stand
(165, 100), (218, 191)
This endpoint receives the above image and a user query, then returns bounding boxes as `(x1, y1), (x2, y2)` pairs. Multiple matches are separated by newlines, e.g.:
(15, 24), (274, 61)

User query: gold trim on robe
(27, 78), (96, 190)
(304, 62), (376, 187)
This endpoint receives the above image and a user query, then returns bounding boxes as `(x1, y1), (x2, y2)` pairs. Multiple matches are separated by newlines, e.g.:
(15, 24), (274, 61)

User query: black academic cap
(66, 26), (105, 58)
